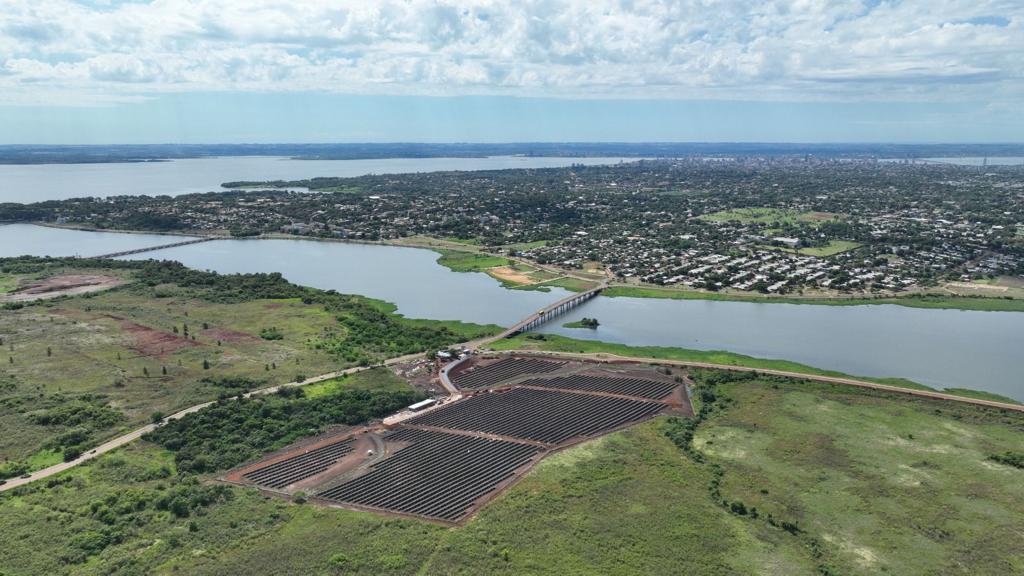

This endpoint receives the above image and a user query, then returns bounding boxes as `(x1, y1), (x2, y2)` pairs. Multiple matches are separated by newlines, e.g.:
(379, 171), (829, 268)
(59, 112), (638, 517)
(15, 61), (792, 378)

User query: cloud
(0, 0), (1021, 105)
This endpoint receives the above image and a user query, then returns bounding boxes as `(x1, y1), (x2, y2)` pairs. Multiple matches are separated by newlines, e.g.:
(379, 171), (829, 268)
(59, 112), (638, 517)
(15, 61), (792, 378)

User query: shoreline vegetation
(17, 223), (1024, 312)
(490, 333), (1022, 405)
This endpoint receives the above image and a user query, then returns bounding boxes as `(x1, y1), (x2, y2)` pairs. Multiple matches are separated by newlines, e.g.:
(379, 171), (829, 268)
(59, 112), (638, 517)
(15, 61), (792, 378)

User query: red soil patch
(119, 320), (200, 357)
(3, 274), (124, 302)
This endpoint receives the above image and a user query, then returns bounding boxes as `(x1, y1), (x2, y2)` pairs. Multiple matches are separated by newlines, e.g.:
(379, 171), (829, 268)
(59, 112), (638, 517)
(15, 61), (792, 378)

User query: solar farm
(223, 355), (693, 523)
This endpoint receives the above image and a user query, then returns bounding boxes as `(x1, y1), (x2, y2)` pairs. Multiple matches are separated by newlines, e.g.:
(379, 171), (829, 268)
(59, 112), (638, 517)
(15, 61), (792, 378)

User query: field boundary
(495, 349), (1024, 413)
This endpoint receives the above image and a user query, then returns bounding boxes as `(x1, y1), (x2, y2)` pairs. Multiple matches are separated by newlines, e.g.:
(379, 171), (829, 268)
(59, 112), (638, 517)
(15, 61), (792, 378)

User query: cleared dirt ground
(1, 274), (125, 302)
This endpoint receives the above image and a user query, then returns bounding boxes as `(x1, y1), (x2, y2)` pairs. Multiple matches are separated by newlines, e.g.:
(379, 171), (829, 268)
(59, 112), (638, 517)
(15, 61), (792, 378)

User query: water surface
(0, 223), (193, 258)
(8, 224), (1022, 399)
(0, 156), (635, 203)
(544, 297), (1024, 401)
(119, 237), (570, 327)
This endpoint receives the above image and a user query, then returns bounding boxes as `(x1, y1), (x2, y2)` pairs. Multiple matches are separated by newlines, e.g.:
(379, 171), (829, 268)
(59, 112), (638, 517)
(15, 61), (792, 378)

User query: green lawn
(502, 240), (548, 251)
(536, 276), (599, 292)
(435, 249), (510, 272)
(760, 239), (862, 257)
(602, 285), (1024, 312)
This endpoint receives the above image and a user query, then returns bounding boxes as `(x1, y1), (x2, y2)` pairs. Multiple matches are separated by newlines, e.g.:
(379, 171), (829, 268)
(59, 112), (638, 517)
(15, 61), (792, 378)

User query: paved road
(499, 349), (1024, 413)
(0, 352), (427, 493)
(491, 281), (607, 341)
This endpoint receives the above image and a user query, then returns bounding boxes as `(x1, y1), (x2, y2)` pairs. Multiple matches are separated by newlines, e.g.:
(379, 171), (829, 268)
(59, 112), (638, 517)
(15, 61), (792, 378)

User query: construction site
(221, 354), (694, 524)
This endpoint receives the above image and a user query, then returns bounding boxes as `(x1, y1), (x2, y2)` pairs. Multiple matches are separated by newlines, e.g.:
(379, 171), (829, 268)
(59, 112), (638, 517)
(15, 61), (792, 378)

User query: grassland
(690, 375), (1024, 574)
(533, 276), (600, 292)
(0, 272), (19, 293)
(3, 371), (1021, 575)
(489, 333), (1024, 404)
(760, 239), (863, 257)
(602, 284), (1024, 312)
(435, 249), (511, 273)
(0, 259), (498, 474)
(302, 367), (412, 398)
(0, 292), (341, 464)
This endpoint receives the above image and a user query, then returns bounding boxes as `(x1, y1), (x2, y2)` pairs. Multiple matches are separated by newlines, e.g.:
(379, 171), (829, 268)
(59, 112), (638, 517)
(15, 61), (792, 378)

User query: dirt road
(499, 349), (1024, 413)
(0, 351), (428, 493)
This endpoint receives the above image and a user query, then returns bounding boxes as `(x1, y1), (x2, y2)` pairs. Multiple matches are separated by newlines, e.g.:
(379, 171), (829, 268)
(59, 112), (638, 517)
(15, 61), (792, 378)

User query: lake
(0, 156), (637, 203)
(5, 224), (1023, 400)
(881, 157), (1024, 166)
(545, 297), (1023, 401)
(0, 223), (195, 258)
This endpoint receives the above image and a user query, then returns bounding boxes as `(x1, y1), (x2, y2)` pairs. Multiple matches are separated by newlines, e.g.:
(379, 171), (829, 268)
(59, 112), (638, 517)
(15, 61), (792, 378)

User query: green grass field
(435, 249), (511, 272)
(0, 266), (498, 471)
(602, 285), (1024, 312)
(692, 376), (1024, 574)
(760, 239), (863, 257)
(0, 293), (343, 463)
(3, 372), (1021, 575)
(302, 367), (412, 398)
(536, 276), (599, 292)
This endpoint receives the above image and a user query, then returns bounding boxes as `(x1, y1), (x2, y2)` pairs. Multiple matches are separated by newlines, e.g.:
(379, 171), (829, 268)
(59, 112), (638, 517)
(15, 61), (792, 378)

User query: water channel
(4, 223), (1021, 400)
(0, 155), (637, 203)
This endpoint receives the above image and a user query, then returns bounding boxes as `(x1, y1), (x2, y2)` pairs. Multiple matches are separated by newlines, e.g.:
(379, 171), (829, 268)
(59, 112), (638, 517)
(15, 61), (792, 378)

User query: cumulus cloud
(0, 0), (1021, 105)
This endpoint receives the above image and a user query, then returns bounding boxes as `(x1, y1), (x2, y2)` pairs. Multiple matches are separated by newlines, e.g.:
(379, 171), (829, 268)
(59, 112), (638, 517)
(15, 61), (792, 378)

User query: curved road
(498, 349), (1024, 413)
(6, 314), (1021, 493)
(0, 351), (428, 493)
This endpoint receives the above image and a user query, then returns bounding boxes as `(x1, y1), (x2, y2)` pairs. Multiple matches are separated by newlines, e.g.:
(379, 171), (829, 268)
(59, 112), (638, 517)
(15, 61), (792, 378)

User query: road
(490, 280), (607, 341)
(498, 349), (1024, 413)
(8, 299), (1021, 492)
(0, 351), (427, 493)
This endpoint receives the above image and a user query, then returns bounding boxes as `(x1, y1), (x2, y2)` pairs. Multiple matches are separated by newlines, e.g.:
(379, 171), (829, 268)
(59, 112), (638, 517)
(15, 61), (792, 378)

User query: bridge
(93, 237), (216, 258)
(488, 281), (607, 342)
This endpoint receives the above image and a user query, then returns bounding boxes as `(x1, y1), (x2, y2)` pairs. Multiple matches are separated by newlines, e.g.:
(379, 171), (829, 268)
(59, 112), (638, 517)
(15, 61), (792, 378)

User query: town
(6, 157), (1022, 296)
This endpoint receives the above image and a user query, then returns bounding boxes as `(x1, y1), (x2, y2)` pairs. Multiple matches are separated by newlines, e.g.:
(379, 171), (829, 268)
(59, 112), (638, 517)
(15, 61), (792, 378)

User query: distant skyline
(1, 1), (1022, 144)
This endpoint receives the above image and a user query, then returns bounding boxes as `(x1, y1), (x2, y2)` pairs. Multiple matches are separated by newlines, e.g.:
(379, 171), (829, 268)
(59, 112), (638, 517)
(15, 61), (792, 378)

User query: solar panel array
(451, 357), (564, 389)
(318, 428), (542, 522)
(519, 374), (677, 399)
(405, 387), (666, 444)
(243, 437), (355, 489)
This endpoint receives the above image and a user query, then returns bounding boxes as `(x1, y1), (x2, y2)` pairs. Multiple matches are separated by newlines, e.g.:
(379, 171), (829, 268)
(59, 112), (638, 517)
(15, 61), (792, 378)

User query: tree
(202, 359), (210, 370)
(151, 412), (165, 424)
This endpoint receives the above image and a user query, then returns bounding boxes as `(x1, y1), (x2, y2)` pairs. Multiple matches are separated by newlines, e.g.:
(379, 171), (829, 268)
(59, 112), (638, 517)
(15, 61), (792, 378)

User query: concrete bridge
(491, 282), (606, 341)
(93, 237), (216, 258)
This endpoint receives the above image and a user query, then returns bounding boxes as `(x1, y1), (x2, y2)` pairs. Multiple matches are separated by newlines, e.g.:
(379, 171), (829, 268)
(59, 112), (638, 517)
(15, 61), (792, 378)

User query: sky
(1, 0), (1022, 144)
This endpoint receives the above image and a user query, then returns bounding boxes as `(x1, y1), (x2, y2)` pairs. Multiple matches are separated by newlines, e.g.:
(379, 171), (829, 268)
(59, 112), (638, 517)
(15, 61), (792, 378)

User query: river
(3, 224), (1022, 400)
(0, 156), (636, 203)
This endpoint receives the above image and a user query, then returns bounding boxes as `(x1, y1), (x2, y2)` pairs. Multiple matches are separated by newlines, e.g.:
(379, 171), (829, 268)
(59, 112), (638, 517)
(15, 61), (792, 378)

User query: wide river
(3, 224), (1022, 400)
(0, 155), (637, 203)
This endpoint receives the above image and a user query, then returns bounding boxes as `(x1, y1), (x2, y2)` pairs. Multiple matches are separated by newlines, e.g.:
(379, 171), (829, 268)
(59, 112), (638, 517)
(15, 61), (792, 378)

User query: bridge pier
(502, 284), (605, 338)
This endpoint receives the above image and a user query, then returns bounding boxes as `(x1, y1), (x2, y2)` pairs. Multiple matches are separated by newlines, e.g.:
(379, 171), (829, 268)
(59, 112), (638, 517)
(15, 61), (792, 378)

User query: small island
(563, 317), (600, 329)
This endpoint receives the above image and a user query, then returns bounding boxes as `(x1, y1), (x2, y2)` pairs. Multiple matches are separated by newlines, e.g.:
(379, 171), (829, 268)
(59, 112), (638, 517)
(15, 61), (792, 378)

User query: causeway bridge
(490, 281), (606, 341)
(93, 237), (216, 258)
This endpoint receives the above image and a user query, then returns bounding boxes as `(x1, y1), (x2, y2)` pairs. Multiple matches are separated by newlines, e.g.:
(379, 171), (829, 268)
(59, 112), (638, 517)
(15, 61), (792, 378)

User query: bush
(145, 388), (421, 474)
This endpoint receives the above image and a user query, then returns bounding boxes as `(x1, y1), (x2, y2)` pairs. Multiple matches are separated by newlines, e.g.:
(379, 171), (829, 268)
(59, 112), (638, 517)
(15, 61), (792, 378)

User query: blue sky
(1, 1), (1021, 144)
